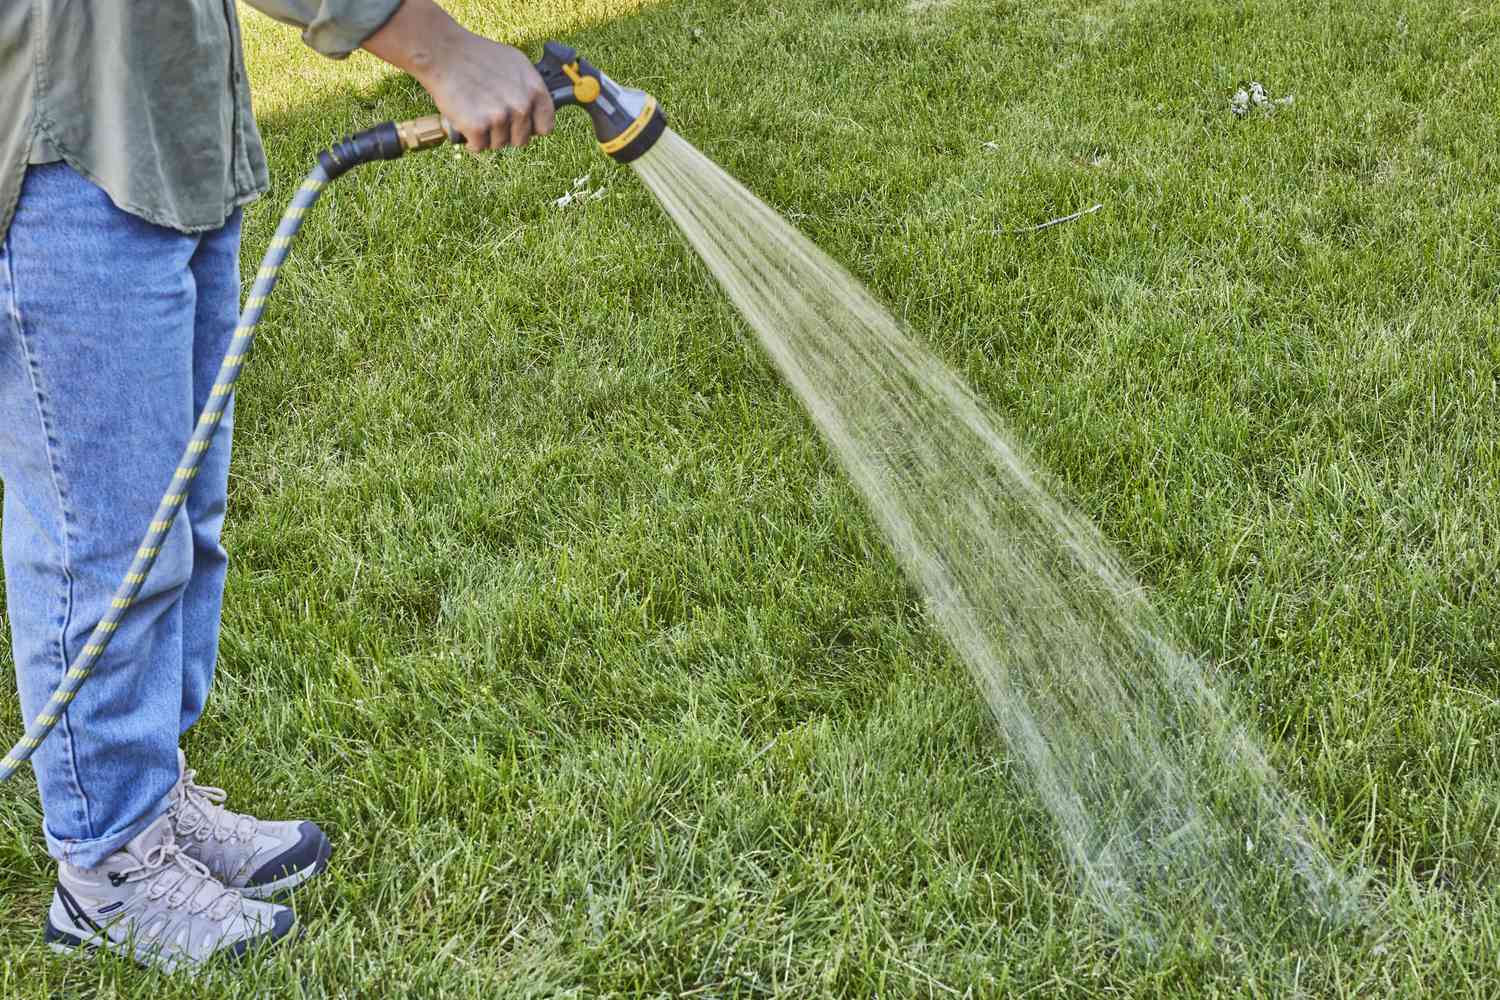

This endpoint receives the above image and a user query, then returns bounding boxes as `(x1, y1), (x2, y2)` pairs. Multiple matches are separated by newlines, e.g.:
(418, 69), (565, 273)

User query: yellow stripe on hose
(245, 296), (267, 310)
(99, 621), (119, 633)
(126, 573), (146, 584)
(137, 546), (159, 559)
(211, 384), (233, 397)
(83, 644), (103, 657)
(2, 757), (18, 771)
(67, 668), (90, 681)
(111, 598), (133, 609)
(38, 714), (58, 726)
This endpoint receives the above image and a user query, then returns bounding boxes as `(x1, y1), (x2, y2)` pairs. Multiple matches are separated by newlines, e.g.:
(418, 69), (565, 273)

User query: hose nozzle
(320, 41), (667, 179)
(534, 41), (667, 163)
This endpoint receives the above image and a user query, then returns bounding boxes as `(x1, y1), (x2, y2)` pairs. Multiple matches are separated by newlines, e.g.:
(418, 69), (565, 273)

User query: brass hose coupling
(396, 115), (456, 151)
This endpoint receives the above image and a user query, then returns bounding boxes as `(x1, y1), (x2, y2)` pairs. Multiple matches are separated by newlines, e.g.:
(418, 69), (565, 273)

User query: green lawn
(3, 0), (1500, 994)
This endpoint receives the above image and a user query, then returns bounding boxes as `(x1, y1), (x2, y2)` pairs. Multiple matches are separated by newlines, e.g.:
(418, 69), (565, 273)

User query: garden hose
(1, 41), (667, 781)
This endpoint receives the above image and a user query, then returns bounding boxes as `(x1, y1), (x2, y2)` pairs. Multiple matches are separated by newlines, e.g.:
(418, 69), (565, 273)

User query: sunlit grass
(2, 0), (1499, 995)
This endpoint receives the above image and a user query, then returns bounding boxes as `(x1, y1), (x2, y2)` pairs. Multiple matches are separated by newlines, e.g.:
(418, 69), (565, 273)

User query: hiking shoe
(45, 814), (294, 973)
(167, 751), (332, 900)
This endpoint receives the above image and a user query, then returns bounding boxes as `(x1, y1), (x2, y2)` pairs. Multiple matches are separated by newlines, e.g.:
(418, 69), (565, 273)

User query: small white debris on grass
(1231, 81), (1295, 117)
(554, 175), (608, 209)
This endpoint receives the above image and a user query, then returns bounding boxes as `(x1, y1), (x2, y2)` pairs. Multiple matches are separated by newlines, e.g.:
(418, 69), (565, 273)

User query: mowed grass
(2, 0), (1499, 994)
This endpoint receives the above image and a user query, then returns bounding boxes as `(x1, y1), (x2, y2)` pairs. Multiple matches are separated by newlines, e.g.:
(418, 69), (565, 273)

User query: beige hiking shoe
(46, 814), (294, 972)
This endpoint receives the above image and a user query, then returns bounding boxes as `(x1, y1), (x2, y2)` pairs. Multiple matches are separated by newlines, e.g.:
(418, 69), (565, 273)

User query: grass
(2, 0), (1499, 994)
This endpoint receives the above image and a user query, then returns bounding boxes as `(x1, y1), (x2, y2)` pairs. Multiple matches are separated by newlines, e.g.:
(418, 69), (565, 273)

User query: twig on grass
(999, 202), (1104, 235)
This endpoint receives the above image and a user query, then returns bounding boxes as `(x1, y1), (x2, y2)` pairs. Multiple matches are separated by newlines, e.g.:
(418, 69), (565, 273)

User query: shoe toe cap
(246, 821), (331, 889)
(270, 906), (297, 941)
(228, 906), (297, 959)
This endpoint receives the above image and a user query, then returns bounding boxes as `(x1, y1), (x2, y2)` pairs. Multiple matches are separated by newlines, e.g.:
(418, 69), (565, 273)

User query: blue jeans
(0, 163), (240, 867)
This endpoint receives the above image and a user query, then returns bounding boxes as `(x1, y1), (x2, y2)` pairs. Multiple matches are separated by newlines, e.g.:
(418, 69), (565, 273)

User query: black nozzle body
(534, 41), (667, 163)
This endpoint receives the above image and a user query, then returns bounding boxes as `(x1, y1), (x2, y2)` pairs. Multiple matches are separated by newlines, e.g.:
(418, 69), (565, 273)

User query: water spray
(0, 41), (667, 780)
(0, 38), (1354, 949)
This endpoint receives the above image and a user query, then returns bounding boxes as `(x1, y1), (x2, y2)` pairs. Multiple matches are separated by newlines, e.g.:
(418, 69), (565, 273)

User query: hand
(363, 0), (555, 153)
(419, 35), (555, 152)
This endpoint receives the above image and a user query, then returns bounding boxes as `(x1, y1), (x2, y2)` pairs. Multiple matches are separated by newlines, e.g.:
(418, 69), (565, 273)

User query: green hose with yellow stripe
(0, 166), (331, 780)
(1, 40), (667, 781)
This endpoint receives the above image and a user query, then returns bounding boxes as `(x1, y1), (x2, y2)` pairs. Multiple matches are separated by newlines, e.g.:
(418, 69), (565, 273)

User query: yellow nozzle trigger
(562, 62), (601, 104)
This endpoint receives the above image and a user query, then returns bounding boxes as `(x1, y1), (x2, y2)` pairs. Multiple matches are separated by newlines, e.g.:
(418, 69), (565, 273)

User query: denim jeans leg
(179, 211), (242, 737)
(0, 163), (206, 867)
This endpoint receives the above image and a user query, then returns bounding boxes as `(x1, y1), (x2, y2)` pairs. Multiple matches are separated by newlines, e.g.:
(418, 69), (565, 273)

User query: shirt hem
(0, 120), (32, 247)
(33, 120), (266, 235)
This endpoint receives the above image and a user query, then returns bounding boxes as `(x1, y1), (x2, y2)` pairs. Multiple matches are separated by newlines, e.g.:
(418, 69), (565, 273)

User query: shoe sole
(44, 923), (166, 972)
(45, 917), (297, 973)
(238, 832), (333, 901)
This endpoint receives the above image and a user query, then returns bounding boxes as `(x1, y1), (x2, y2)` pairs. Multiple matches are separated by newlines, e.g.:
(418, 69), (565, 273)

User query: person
(0, 0), (553, 970)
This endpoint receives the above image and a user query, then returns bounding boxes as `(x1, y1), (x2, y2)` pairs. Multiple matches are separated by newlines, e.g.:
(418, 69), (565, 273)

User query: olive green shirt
(0, 1), (402, 244)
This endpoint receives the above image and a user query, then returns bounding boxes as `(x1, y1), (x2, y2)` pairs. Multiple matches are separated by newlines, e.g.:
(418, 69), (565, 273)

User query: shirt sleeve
(241, 0), (404, 59)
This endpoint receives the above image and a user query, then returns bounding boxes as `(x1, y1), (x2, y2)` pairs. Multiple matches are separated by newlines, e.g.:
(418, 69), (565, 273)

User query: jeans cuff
(44, 796), (171, 870)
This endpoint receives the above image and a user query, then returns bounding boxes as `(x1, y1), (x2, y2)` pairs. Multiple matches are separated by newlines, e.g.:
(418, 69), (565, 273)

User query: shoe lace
(115, 843), (241, 921)
(171, 769), (259, 844)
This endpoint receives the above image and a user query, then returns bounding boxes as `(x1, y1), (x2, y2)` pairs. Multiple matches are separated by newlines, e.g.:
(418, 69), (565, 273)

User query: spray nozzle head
(535, 41), (667, 164)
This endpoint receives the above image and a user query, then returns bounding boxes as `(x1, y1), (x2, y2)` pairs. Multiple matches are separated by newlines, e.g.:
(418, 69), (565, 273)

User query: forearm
(359, 0), (464, 89)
